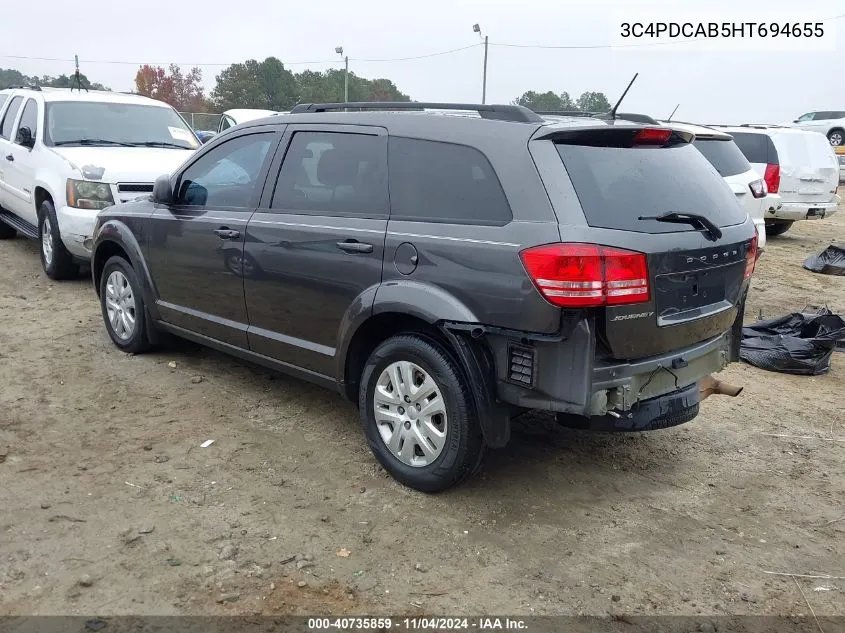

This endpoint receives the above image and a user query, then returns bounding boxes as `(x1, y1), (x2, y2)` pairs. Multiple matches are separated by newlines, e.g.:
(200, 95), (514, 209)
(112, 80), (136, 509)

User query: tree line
(2, 63), (613, 116)
(133, 58), (411, 113)
(0, 68), (108, 91)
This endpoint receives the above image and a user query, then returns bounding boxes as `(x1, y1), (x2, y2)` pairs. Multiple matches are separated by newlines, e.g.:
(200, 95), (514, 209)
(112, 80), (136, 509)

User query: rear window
(776, 132), (837, 169)
(728, 132), (776, 165)
(556, 142), (746, 233)
(692, 138), (750, 177)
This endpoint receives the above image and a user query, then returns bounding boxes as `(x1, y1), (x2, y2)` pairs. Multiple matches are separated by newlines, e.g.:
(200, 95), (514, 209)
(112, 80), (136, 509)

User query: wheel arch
(91, 220), (160, 321)
(339, 282), (510, 448)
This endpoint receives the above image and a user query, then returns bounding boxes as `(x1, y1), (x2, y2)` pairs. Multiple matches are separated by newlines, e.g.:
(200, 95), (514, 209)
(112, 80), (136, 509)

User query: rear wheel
(359, 334), (484, 493)
(39, 200), (79, 279)
(828, 129), (844, 146)
(99, 256), (151, 354)
(765, 220), (793, 237)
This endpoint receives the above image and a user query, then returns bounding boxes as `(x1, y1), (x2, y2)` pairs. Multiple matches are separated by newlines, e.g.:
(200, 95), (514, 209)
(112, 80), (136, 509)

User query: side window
(176, 132), (275, 207)
(388, 137), (512, 226)
(270, 131), (388, 217)
(0, 96), (24, 140)
(0, 95), (7, 112)
(816, 111), (834, 120)
(796, 113), (815, 122)
(16, 99), (38, 143)
(220, 116), (234, 132)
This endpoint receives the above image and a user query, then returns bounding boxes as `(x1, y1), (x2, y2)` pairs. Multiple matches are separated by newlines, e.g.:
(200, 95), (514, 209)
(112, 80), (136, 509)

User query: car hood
(50, 146), (195, 183)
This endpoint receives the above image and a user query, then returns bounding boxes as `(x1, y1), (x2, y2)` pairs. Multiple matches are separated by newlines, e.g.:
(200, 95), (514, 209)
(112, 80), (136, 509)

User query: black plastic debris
(803, 244), (845, 276)
(740, 306), (845, 375)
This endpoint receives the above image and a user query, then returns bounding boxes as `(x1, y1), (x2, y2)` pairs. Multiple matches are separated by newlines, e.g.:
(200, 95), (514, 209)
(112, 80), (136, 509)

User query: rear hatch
(773, 131), (839, 205)
(527, 125), (757, 360)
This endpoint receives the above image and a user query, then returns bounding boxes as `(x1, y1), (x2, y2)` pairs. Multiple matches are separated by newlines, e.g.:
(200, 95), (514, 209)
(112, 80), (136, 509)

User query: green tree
(0, 68), (108, 91)
(41, 73), (109, 91)
(211, 57), (298, 111)
(513, 90), (576, 112)
(294, 70), (410, 104)
(575, 91), (611, 113)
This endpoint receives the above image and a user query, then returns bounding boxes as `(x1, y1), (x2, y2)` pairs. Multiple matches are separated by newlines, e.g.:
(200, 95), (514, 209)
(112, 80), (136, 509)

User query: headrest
(317, 149), (359, 187)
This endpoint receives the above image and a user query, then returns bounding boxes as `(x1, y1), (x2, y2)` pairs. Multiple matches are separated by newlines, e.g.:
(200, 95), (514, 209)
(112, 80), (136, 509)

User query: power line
(0, 43), (483, 68)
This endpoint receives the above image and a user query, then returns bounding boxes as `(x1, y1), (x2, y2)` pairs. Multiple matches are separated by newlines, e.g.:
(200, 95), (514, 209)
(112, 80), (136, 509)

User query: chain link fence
(179, 112), (222, 132)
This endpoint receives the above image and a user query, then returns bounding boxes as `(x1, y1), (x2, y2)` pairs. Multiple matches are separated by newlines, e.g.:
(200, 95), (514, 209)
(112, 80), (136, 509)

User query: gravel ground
(0, 206), (843, 618)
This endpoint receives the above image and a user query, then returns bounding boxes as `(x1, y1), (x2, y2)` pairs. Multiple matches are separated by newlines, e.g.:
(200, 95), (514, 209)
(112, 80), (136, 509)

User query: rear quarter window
(388, 137), (512, 226)
(556, 141), (746, 233)
(692, 138), (751, 177)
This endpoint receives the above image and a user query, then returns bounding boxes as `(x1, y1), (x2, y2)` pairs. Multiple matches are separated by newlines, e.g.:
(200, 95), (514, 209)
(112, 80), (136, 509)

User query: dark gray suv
(90, 102), (758, 492)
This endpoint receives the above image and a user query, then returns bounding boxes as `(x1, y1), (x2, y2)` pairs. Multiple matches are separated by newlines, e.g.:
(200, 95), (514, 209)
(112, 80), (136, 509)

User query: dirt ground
(0, 207), (843, 619)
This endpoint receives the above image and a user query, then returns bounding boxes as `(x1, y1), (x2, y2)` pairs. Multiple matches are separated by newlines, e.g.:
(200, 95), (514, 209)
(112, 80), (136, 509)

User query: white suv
(712, 125), (840, 236)
(660, 121), (773, 250)
(0, 87), (200, 279)
(790, 111), (845, 146)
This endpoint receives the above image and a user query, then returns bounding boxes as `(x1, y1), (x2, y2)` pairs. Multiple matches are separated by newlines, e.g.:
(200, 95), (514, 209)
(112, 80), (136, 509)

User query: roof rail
(289, 101), (544, 123)
(535, 110), (597, 117)
(739, 123), (789, 129)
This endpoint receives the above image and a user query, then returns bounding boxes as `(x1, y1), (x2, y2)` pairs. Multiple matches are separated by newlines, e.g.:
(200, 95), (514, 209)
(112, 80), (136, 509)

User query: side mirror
(152, 174), (174, 205)
(15, 127), (34, 149)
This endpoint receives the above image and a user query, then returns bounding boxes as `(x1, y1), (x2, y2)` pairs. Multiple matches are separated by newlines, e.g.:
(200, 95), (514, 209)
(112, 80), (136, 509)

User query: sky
(4, 0), (844, 123)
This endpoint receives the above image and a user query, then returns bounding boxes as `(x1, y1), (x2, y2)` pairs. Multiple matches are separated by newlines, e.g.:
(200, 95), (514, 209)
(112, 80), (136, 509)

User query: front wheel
(99, 256), (151, 354)
(39, 201), (79, 279)
(359, 334), (484, 493)
(765, 220), (793, 237)
(828, 129), (844, 146)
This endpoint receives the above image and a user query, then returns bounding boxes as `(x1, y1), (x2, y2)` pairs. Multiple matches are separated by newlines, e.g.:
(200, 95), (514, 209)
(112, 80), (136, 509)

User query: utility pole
(335, 46), (348, 102)
(473, 25), (488, 104)
(482, 35), (488, 105)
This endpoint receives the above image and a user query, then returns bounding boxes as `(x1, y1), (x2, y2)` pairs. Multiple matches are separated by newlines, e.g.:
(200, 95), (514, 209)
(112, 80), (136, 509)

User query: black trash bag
(740, 306), (845, 375)
(803, 244), (845, 276)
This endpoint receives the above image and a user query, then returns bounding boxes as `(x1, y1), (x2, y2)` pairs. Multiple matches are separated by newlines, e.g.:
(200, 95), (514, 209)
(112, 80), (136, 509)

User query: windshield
(44, 101), (199, 149)
(692, 138), (751, 177)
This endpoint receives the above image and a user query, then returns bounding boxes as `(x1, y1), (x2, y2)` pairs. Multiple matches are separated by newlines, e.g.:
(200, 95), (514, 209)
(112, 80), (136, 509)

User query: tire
(828, 129), (844, 147)
(38, 200), (79, 279)
(0, 218), (16, 239)
(359, 334), (484, 493)
(99, 255), (151, 354)
(765, 220), (793, 237)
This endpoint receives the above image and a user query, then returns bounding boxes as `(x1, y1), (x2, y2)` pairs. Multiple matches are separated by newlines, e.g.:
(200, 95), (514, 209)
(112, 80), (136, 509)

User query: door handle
(336, 240), (373, 254)
(214, 227), (241, 240)
(5, 154), (13, 162)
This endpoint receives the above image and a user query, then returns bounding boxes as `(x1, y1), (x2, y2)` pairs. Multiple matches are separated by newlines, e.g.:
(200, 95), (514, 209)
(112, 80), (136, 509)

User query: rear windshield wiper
(638, 212), (723, 240)
(53, 139), (136, 147)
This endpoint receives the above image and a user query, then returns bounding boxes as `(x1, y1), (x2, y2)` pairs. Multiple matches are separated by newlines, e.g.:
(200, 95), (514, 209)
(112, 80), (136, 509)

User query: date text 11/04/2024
(307, 617), (528, 630)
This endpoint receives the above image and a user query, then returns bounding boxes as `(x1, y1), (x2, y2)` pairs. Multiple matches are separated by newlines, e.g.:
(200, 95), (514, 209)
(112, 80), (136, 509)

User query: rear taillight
(744, 232), (758, 278)
(763, 164), (780, 193)
(519, 243), (650, 308)
(633, 128), (672, 147)
(749, 179), (766, 199)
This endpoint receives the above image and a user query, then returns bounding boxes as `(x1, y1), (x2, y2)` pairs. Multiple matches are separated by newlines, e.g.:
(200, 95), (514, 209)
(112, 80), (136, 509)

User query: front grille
(508, 344), (535, 388)
(117, 183), (154, 193)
